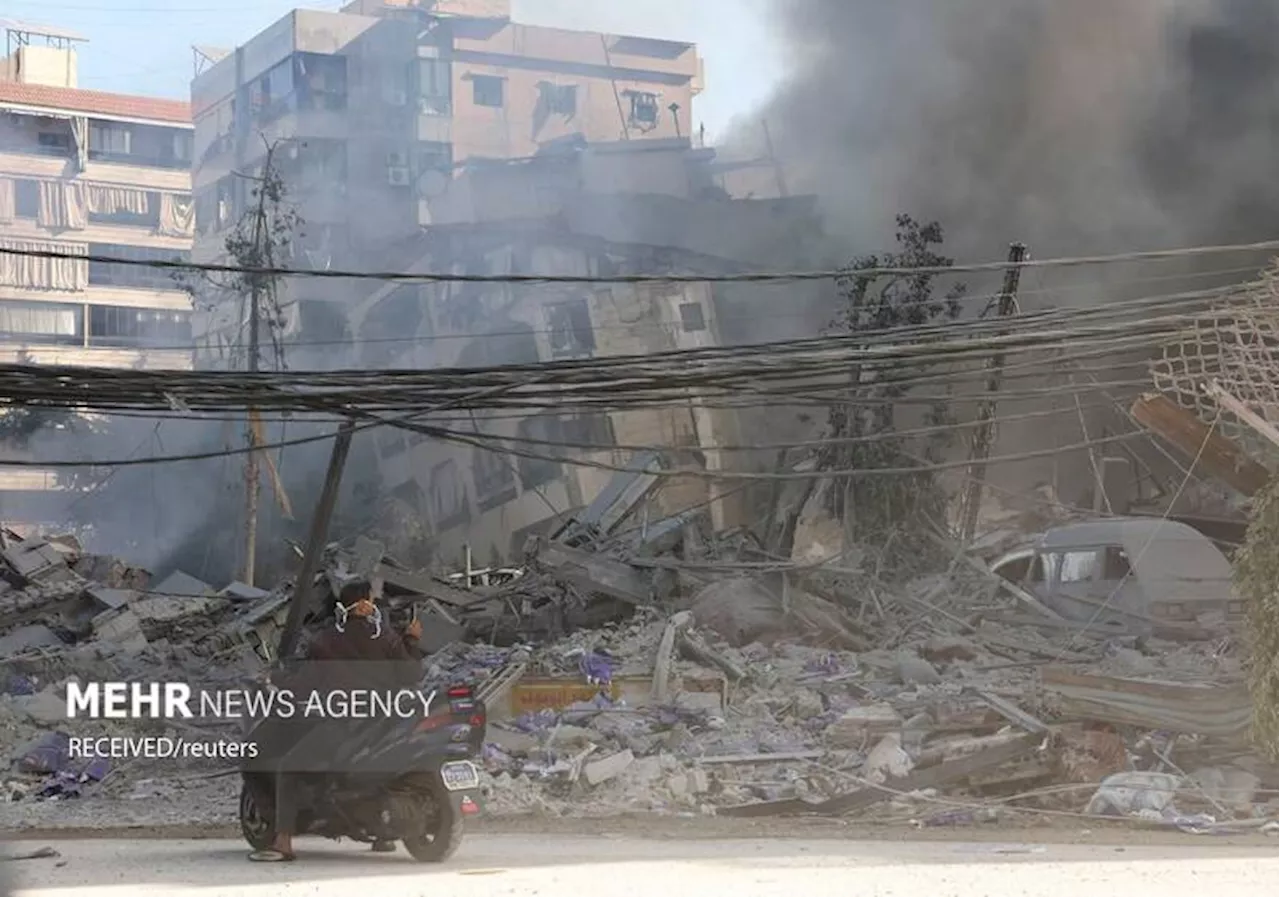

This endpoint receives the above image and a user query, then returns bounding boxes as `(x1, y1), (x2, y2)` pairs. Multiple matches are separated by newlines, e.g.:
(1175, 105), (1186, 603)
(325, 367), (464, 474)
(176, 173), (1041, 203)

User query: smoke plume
(738, 0), (1278, 260)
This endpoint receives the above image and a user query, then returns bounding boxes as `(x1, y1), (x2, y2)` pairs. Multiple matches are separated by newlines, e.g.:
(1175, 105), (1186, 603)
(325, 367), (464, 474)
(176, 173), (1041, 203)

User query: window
(295, 53), (347, 112)
(13, 179), (39, 218)
(562, 413), (614, 448)
(416, 141), (453, 175)
(1102, 546), (1133, 580)
(472, 447), (517, 511)
(418, 59), (452, 115)
(36, 131), (71, 155)
(471, 74), (504, 108)
(0, 300), (82, 346)
(88, 305), (192, 348)
(626, 90), (659, 125)
(88, 191), (161, 228)
(251, 58), (295, 120)
(546, 299), (595, 358)
(678, 301), (706, 332)
(427, 459), (470, 530)
(540, 82), (577, 117)
(1052, 550), (1100, 584)
(89, 122), (132, 159)
(516, 415), (562, 490)
(172, 131), (193, 164)
(87, 243), (192, 291)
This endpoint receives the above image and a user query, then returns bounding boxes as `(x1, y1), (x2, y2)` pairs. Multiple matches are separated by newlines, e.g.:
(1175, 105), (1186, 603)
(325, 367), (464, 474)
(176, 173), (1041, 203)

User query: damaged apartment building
(188, 0), (705, 353)
(187, 0), (828, 564)
(301, 139), (826, 566)
(0, 22), (195, 522)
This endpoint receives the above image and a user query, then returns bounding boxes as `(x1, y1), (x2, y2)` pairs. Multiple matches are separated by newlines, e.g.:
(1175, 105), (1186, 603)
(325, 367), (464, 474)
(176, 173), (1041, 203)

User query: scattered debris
(0, 479), (1272, 834)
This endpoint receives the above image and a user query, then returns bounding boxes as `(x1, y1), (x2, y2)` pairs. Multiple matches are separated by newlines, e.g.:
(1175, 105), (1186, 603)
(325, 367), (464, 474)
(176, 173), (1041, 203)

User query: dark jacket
(276, 619), (422, 696)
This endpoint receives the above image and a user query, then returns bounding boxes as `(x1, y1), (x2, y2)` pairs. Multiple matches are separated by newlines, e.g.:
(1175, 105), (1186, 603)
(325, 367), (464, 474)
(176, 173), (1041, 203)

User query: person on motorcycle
(248, 578), (424, 863)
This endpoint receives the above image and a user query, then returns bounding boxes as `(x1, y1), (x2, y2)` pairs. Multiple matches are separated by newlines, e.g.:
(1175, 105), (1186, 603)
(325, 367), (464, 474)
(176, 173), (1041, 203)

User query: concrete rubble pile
(0, 481), (1276, 837)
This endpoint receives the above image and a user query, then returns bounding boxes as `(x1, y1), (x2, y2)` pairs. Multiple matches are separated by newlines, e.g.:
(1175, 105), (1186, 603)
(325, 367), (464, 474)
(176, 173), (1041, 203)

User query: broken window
(471, 74), (504, 108)
(678, 301), (707, 333)
(471, 445), (517, 511)
(1102, 546), (1133, 580)
(1052, 550), (1100, 584)
(540, 82), (577, 117)
(516, 415), (562, 490)
(562, 413), (615, 448)
(295, 53), (347, 112)
(418, 59), (452, 115)
(626, 90), (659, 126)
(546, 299), (595, 358)
(428, 459), (470, 530)
(416, 140), (453, 175)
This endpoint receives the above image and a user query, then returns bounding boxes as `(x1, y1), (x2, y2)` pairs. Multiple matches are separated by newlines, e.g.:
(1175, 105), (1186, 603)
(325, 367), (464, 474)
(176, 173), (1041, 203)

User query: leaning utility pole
(958, 242), (1028, 542)
(241, 143), (278, 586)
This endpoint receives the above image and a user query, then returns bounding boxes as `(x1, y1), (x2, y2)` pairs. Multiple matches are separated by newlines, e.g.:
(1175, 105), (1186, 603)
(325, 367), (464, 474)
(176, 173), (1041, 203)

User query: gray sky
(3, 0), (781, 140)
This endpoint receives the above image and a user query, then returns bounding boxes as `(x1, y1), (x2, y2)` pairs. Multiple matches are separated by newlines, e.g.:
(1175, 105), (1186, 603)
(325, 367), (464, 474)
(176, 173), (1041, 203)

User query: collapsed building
(329, 136), (829, 566)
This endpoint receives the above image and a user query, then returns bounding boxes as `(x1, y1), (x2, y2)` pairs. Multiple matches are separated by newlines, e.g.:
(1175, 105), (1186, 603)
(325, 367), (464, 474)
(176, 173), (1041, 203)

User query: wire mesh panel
(1150, 266), (1278, 457)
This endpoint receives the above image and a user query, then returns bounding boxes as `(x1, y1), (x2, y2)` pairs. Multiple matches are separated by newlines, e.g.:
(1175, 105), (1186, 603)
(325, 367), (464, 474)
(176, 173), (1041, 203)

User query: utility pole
(958, 241), (1028, 542)
(242, 144), (276, 586)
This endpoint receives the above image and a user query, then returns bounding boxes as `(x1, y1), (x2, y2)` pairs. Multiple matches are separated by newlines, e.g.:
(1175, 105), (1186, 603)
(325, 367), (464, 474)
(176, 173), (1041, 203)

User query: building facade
(331, 139), (827, 565)
(189, 0), (702, 359)
(0, 24), (195, 519)
(0, 26), (195, 370)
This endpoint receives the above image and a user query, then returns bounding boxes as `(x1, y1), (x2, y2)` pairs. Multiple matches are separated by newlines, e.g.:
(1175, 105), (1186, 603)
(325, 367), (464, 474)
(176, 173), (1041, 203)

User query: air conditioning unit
(386, 150), (409, 167)
(387, 166), (411, 186)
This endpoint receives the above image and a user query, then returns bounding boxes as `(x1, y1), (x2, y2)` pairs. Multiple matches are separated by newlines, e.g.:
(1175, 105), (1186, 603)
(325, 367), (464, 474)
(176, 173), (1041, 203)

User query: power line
(0, 240), (1273, 285)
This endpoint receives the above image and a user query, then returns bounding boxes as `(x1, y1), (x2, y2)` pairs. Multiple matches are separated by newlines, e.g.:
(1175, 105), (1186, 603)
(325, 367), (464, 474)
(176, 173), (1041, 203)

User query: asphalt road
(5, 835), (1276, 897)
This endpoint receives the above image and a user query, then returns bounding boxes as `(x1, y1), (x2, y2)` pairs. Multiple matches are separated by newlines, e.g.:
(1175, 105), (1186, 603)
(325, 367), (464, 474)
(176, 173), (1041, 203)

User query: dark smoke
(738, 0), (1278, 260)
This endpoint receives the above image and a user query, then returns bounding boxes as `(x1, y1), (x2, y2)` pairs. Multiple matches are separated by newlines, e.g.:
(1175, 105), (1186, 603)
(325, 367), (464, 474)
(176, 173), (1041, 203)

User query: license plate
(440, 761), (480, 791)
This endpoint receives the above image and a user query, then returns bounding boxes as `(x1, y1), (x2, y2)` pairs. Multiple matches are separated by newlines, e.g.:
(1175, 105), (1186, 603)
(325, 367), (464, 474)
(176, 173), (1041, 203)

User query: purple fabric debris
(579, 652), (613, 685)
(19, 732), (70, 774)
(6, 675), (35, 696)
(79, 757), (110, 782)
(35, 770), (83, 800)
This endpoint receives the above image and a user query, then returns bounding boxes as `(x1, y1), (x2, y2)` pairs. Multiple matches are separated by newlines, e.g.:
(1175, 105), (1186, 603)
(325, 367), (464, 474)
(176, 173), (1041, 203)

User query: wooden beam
(1130, 393), (1270, 496)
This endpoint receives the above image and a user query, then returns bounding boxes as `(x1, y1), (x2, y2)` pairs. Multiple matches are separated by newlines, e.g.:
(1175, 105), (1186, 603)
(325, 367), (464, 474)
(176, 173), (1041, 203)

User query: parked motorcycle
(237, 683), (486, 862)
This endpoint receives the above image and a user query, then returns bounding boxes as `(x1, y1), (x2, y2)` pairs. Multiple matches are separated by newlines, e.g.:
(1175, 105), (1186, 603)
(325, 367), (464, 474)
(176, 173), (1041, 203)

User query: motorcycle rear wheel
(401, 784), (463, 863)
(239, 780), (277, 851)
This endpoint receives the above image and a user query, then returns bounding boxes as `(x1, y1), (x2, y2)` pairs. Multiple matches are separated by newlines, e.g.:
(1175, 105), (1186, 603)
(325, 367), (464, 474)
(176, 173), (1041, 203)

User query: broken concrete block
(862, 732), (914, 784)
(151, 570), (214, 599)
(0, 624), (62, 657)
(896, 652), (942, 685)
(93, 608), (145, 643)
(86, 586), (135, 611)
(824, 703), (902, 748)
(15, 686), (66, 726)
(686, 768), (710, 794)
(3, 539), (70, 582)
(219, 582), (271, 602)
(487, 727), (539, 756)
(583, 749), (634, 786)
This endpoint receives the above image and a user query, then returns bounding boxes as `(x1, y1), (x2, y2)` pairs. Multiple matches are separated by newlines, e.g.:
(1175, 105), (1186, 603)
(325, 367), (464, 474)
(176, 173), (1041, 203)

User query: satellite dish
(416, 168), (449, 198)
